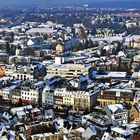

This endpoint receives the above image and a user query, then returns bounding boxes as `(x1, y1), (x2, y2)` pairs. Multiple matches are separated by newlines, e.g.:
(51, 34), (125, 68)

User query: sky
(0, 0), (138, 4)
(0, 0), (140, 8)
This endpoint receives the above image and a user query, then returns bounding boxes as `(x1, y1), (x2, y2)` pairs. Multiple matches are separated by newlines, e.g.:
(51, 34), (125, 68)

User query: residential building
(12, 64), (46, 81)
(111, 126), (132, 140)
(82, 113), (112, 139)
(98, 88), (134, 108)
(42, 76), (62, 105)
(11, 88), (21, 104)
(0, 85), (17, 100)
(130, 104), (140, 124)
(104, 104), (128, 125)
(55, 43), (64, 54)
(0, 53), (9, 63)
(53, 87), (99, 111)
(20, 83), (39, 103)
(133, 91), (140, 103)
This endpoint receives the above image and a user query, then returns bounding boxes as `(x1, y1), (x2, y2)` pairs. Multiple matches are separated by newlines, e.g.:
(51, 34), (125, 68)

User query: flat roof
(47, 63), (91, 70)
(111, 127), (132, 136)
(26, 28), (57, 34)
(107, 72), (127, 78)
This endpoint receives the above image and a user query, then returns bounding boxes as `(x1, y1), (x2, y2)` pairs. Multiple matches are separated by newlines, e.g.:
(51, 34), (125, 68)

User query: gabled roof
(82, 125), (96, 140)
(134, 103), (140, 113)
(107, 104), (126, 114)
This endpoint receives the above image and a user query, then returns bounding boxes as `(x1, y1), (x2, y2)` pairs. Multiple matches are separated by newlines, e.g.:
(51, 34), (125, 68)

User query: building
(82, 113), (112, 139)
(0, 53), (9, 63)
(47, 63), (93, 79)
(0, 64), (5, 76)
(0, 85), (17, 101)
(111, 126), (132, 140)
(130, 103), (140, 124)
(42, 76), (62, 106)
(53, 87), (99, 111)
(130, 35), (140, 49)
(12, 64), (46, 81)
(69, 75), (90, 90)
(133, 91), (140, 103)
(13, 66), (34, 81)
(42, 86), (54, 106)
(104, 104), (128, 125)
(11, 88), (21, 104)
(98, 88), (134, 108)
(20, 83), (39, 103)
(55, 44), (64, 54)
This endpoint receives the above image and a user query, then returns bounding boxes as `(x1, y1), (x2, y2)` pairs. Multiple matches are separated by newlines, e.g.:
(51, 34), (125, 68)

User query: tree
(17, 98), (23, 107)
(112, 48), (117, 55)
(116, 42), (122, 52)
(101, 49), (107, 56)
(43, 55), (53, 60)
(78, 26), (86, 39)
(106, 126), (111, 133)
(5, 42), (10, 54)
(10, 32), (15, 42)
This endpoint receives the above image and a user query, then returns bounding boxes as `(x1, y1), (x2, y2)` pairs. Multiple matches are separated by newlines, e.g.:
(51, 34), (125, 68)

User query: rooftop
(26, 28), (57, 34)
(111, 127), (132, 136)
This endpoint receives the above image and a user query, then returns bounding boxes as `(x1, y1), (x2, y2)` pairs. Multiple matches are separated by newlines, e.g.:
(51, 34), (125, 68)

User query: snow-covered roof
(26, 28), (56, 34)
(75, 127), (85, 133)
(16, 111), (26, 119)
(90, 36), (123, 43)
(27, 39), (34, 46)
(54, 118), (64, 130)
(82, 125), (96, 140)
(126, 124), (140, 129)
(111, 127), (132, 136)
(107, 72), (127, 78)
(101, 132), (113, 140)
(107, 104), (126, 113)
(118, 51), (126, 57)
(3, 85), (17, 91)
(0, 53), (9, 57)
(131, 72), (139, 78)
(11, 105), (32, 114)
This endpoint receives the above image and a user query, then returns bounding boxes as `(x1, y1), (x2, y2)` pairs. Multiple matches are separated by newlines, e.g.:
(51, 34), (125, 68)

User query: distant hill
(0, 0), (140, 8)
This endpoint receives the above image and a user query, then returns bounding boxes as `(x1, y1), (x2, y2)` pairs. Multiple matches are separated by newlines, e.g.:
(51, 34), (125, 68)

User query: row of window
(22, 96), (38, 101)
(55, 93), (88, 99)
(12, 97), (20, 100)
(21, 92), (37, 96)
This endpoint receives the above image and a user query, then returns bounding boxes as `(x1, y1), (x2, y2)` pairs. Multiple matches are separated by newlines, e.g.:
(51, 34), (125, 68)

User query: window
(69, 70), (75, 72)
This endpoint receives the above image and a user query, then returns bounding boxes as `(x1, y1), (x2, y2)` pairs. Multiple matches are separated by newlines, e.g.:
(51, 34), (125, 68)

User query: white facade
(1, 86), (16, 100)
(13, 73), (34, 81)
(21, 88), (39, 103)
(134, 91), (140, 103)
(42, 86), (54, 105)
(106, 104), (128, 125)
